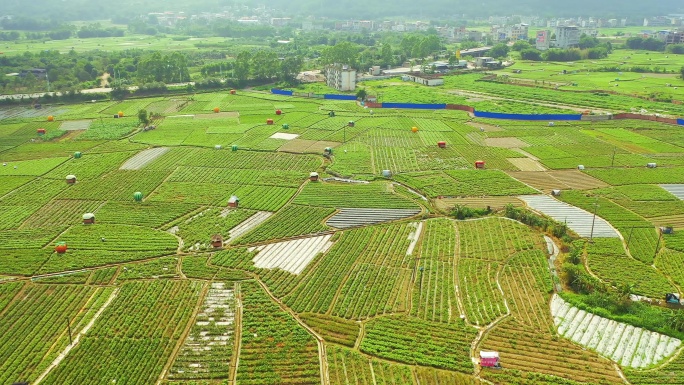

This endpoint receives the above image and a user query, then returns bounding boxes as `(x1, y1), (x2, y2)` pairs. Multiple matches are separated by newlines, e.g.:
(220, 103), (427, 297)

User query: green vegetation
(2, 85), (684, 384)
(360, 315), (476, 372)
(237, 280), (319, 384)
(293, 181), (419, 209)
(233, 205), (334, 245)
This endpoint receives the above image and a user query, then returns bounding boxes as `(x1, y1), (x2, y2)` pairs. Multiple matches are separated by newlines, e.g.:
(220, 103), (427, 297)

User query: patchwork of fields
(1, 91), (684, 384)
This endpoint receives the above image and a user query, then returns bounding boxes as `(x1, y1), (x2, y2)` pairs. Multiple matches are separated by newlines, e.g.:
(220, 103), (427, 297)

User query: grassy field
(0, 34), (266, 56)
(1, 88), (684, 385)
(290, 50), (684, 116)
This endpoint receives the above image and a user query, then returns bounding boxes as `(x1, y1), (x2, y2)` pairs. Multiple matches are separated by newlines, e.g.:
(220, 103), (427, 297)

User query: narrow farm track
(26, 253), (178, 283)
(156, 281), (208, 384)
(228, 282), (243, 384)
(33, 288), (119, 385)
(451, 220), (467, 320)
(254, 278), (330, 385)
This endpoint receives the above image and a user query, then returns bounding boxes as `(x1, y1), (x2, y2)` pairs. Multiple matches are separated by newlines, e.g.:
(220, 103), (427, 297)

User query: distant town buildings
(491, 23), (529, 42)
(644, 16), (675, 27)
(270, 18), (291, 26)
(137, 8), (684, 50)
(325, 64), (356, 91)
(666, 30), (684, 45)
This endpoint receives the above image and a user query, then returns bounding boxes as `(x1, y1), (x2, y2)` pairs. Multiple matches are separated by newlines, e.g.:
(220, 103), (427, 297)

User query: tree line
(0, 22), (125, 41)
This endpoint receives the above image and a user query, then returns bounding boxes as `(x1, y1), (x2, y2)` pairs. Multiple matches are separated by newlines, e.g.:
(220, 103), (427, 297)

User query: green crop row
(43, 281), (201, 384)
(0, 284), (97, 384)
(293, 181), (418, 209)
(411, 218), (459, 324)
(360, 314), (476, 373)
(299, 313), (359, 347)
(232, 205), (334, 245)
(237, 280), (320, 385)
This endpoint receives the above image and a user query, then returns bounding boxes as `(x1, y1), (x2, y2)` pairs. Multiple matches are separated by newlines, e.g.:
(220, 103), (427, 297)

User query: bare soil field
(194, 111), (240, 119)
(484, 137), (529, 148)
(466, 122), (504, 132)
(507, 158), (546, 171)
(508, 170), (608, 192)
(279, 139), (341, 154)
(60, 120), (92, 131)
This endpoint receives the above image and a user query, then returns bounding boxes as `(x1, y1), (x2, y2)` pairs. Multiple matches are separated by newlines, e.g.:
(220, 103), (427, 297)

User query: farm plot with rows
(168, 282), (236, 380)
(41, 280), (202, 385)
(5, 90), (684, 384)
(0, 284), (107, 384)
(328, 344), (415, 385)
(558, 190), (659, 263)
(360, 315), (477, 372)
(395, 169), (537, 198)
(411, 218), (460, 323)
(293, 181), (419, 209)
(551, 294), (681, 368)
(325, 207), (421, 228)
(479, 246), (623, 385)
(232, 204), (334, 245)
(250, 234), (335, 274)
(520, 194), (619, 238)
(585, 238), (675, 298)
(237, 280), (320, 385)
(281, 223), (415, 314)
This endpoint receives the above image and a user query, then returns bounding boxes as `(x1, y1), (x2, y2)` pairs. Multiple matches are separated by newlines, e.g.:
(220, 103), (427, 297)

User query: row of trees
(0, 24), (124, 41)
(137, 52), (190, 84)
(232, 51), (303, 85)
(626, 36), (666, 52)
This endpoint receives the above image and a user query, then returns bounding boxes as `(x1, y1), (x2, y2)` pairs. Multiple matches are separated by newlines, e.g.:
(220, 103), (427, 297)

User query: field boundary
(270, 89), (684, 124)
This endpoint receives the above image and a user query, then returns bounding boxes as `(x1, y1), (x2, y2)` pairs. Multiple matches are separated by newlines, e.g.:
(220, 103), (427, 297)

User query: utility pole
(654, 228), (663, 262)
(66, 317), (72, 345)
(589, 199), (599, 243)
(418, 266), (423, 290)
(611, 147), (617, 167)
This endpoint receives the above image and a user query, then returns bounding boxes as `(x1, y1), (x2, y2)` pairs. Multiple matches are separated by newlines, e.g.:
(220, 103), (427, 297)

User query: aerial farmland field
(1, 88), (684, 385)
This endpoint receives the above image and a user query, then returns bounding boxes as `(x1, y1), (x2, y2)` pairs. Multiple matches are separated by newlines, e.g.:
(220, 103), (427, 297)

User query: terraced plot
(250, 234), (335, 274)
(552, 294), (681, 368)
(227, 211), (273, 242)
(326, 208), (421, 228)
(519, 195), (619, 238)
(120, 147), (170, 170)
(661, 184), (684, 200)
(168, 282), (235, 380)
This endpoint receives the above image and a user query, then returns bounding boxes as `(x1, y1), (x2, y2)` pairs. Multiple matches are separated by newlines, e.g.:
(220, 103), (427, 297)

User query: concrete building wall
(555, 26), (580, 48)
(325, 65), (356, 91)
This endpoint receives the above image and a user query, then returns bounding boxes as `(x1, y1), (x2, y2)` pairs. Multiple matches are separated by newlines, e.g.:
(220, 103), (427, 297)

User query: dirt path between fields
(33, 288), (119, 385)
(254, 279), (330, 385)
(156, 282), (208, 384)
(228, 281), (243, 384)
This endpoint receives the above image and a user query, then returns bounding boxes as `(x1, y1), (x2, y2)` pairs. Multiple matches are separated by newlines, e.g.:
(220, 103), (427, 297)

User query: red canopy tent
(480, 351), (500, 368)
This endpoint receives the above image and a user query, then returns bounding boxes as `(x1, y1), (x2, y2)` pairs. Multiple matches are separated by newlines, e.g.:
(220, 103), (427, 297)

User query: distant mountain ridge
(1, 0), (682, 22)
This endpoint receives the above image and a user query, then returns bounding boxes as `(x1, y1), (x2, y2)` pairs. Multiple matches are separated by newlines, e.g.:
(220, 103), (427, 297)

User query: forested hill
(0, 0), (682, 21)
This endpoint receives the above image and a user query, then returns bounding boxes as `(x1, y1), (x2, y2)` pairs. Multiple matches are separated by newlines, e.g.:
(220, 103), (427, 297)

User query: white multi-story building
(554, 26), (581, 48)
(325, 64), (356, 91)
